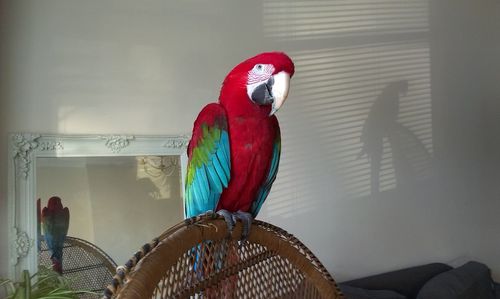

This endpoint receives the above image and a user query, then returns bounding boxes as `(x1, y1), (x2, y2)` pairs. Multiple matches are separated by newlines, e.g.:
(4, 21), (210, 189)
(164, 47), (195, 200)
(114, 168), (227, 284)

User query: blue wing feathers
(211, 153), (229, 187)
(220, 132), (230, 162)
(195, 169), (207, 205)
(192, 180), (204, 206)
(185, 107), (231, 218)
(196, 167), (209, 203)
(216, 147), (230, 180)
(208, 191), (218, 211)
(206, 165), (223, 194)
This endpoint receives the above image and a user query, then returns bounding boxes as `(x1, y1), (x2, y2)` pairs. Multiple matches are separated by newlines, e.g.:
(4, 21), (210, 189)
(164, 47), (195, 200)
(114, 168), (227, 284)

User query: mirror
(8, 134), (189, 279)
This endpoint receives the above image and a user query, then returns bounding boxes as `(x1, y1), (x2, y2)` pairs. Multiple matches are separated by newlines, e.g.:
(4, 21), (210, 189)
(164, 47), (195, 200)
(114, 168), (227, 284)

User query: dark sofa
(339, 261), (500, 299)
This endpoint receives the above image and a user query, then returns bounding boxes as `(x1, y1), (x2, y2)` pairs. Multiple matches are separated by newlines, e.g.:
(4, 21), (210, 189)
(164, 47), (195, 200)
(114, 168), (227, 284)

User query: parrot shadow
(357, 80), (433, 195)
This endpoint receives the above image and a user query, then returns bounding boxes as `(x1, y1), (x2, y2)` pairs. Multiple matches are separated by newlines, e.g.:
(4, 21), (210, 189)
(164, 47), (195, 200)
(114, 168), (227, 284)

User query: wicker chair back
(104, 215), (344, 299)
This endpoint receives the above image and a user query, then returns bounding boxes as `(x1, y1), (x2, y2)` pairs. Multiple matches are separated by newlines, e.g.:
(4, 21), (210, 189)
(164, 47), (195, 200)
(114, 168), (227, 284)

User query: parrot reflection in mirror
(41, 196), (70, 274)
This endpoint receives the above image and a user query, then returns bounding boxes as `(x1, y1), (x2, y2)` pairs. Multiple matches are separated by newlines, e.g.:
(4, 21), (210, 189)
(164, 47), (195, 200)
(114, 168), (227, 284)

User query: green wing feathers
(185, 104), (230, 218)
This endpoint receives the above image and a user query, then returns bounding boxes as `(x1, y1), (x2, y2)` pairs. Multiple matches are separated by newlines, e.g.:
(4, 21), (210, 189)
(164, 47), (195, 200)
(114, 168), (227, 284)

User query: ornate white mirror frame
(7, 133), (189, 279)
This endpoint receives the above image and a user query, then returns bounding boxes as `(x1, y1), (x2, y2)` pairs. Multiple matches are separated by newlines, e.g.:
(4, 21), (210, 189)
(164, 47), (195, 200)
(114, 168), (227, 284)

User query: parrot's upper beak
(269, 71), (291, 116)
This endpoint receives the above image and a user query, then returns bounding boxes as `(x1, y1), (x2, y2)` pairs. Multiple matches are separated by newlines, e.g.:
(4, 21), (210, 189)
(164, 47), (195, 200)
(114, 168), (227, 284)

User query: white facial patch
(247, 64), (275, 101)
(247, 64), (275, 85)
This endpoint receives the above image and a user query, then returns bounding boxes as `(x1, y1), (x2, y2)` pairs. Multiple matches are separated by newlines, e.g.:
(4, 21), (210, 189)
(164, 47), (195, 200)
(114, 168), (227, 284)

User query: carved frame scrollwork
(7, 133), (189, 279)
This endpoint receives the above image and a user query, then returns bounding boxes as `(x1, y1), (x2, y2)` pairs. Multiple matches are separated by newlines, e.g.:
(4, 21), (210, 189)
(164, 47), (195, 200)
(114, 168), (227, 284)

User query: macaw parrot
(184, 52), (294, 239)
(41, 196), (70, 274)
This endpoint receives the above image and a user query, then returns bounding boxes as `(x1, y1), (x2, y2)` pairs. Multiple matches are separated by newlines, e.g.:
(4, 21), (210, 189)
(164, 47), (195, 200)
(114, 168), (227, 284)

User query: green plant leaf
(1, 268), (96, 299)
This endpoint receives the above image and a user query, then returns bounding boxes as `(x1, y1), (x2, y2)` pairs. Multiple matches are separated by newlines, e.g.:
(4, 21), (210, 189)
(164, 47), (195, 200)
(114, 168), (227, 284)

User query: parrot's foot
(216, 210), (254, 244)
(217, 209), (235, 236)
(232, 211), (253, 245)
(203, 210), (217, 219)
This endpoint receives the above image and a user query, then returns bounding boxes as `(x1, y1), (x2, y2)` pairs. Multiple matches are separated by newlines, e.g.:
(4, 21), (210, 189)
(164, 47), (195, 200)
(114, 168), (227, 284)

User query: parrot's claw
(217, 209), (235, 236)
(232, 211), (253, 246)
(204, 210), (217, 219)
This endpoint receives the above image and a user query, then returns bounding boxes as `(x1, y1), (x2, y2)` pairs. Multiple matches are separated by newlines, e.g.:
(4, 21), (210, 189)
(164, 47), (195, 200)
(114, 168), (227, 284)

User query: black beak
(250, 76), (274, 106)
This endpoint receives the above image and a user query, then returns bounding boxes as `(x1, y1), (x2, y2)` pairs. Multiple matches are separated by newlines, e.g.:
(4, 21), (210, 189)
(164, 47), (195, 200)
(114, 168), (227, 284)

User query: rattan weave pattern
(104, 214), (344, 299)
(39, 236), (117, 298)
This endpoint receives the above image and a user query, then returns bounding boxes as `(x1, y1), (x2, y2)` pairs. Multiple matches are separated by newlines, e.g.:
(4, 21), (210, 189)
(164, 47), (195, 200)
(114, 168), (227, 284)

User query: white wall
(474, 1), (500, 282)
(1, 0), (500, 282)
(428, 0), (500, 280)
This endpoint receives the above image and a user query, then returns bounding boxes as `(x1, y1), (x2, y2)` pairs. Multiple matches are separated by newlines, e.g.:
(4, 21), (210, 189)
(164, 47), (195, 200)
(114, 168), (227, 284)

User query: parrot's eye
(254, 64), (264, 73)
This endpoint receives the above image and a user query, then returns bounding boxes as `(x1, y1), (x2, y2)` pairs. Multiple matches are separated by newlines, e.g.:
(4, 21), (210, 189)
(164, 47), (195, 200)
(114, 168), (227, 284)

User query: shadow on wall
(269, 45), (435, 212)
(263, 0), (435, 215)
(358, 80), (433, 195)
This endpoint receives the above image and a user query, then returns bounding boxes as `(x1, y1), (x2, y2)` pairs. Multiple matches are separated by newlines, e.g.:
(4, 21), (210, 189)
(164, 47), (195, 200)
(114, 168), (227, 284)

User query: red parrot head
(46, 196), (64, 210)
(220, 52), (295, 116)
